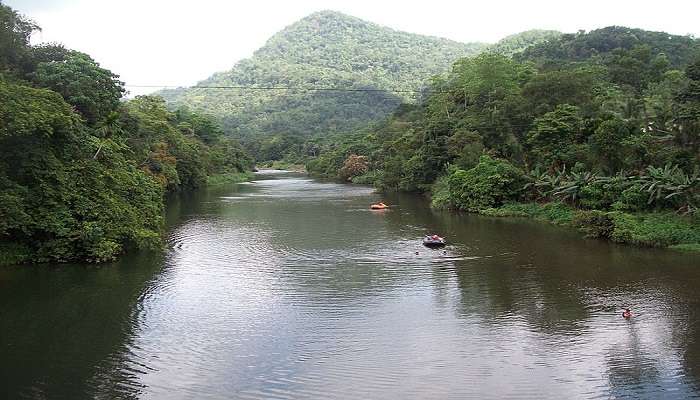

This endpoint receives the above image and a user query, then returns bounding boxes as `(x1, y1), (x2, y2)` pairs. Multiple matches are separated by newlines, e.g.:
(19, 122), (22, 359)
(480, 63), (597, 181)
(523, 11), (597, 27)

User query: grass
(206, 171), (255, 186)
(479, 202), (700, 252)
(480, 202), (575, 226)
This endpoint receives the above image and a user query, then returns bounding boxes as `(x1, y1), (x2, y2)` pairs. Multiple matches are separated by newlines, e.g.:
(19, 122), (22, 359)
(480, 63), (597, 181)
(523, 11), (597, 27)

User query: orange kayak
(370, 203), (388, 210)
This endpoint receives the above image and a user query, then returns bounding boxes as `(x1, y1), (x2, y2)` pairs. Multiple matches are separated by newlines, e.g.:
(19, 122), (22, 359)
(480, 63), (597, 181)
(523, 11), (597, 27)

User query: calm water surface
(1, 171), (699, 399)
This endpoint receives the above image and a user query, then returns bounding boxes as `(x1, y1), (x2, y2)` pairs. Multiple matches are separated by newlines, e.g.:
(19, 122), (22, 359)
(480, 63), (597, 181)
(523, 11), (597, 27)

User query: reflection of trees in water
(0, 252), (166, 399)
(384, 190), (700, 394)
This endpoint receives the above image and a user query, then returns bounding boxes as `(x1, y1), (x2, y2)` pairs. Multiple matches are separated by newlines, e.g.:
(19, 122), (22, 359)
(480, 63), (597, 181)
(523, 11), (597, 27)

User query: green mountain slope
(518, 26), (700, 68)
(488, 29), (562, 56)
(158, 11), (486, 138)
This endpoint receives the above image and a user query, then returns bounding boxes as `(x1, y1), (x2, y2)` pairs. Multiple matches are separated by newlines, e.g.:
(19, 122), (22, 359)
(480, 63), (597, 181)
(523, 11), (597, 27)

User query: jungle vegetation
(158, 11), (491, 139)
(0, 2), (252, 264)
(298, 27), (700, 250)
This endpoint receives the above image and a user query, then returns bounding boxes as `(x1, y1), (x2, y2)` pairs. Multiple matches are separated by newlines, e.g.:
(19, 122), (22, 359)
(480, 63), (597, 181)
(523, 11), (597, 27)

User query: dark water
(2, 171), (699, 399)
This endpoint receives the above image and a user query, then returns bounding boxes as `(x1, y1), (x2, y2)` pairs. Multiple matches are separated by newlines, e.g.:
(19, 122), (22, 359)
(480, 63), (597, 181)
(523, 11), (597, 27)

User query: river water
(1, 171), (699, 399)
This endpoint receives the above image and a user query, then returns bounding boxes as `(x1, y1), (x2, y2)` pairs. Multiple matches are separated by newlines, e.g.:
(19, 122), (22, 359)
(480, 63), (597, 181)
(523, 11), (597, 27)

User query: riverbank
(206, 171), (256, 186)
(0, 170), (258, 267)
(257, 161), (307, 173)
(476, 202), (700, 252)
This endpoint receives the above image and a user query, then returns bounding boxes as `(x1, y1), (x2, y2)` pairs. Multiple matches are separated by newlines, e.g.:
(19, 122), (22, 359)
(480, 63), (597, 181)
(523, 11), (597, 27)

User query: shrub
(430, 175), (452, 209)
(440, 155), (525, 211)
(351, 170), (380, 185)
(572, 210), (615, 238)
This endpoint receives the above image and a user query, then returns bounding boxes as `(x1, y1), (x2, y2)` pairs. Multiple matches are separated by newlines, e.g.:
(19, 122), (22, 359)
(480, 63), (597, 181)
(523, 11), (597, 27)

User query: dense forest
(158, 11), (492, 141)
(299, 27), (700, 250)
(0, 2), (252, 264)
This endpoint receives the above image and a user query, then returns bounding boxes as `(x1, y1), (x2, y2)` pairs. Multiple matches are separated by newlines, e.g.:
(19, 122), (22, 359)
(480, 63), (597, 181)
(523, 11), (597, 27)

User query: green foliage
(572, 210), (615, 238)
(590, 117), (633, 172)
(434, 155), (525, 211)
(608, 212), (700, 247)
(526, 104), (584, 168)
(31, 51), (125, 125)
(0, 3), (253, 264)
(518, 26), (700, 70)
(159, 11), (486, 139)
(0, 80), (164, 263)
(488, 30), (562, 56)
(480, 202), (575, 225)
(637, 164), (699, 212)
(0, 2), (38, 75)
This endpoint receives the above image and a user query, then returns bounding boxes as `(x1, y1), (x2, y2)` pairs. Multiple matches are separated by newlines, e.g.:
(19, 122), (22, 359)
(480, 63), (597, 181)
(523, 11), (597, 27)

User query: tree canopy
(0, 2), (252, 264)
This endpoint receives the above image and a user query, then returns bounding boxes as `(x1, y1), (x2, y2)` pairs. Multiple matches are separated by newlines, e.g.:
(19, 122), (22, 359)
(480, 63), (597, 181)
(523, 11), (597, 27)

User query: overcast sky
(7, 0), (700, 96)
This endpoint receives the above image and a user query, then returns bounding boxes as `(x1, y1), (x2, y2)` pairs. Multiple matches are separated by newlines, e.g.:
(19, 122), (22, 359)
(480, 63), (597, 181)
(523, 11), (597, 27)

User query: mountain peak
(302, 10), (357, 21)
(159, 11), (488, 138)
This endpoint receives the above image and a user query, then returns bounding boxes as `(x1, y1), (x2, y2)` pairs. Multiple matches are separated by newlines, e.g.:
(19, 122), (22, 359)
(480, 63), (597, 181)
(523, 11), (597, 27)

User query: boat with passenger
(370, 202), (389, 210)
(423, 234), (446, 247)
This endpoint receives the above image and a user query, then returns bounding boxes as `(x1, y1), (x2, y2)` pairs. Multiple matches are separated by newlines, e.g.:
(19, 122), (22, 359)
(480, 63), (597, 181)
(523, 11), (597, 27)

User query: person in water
(622, 308), (632, 319)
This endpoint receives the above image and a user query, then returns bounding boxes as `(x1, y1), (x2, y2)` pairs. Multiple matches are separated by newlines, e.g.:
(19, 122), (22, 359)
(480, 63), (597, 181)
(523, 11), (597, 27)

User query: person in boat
(622, 308), (632, 319)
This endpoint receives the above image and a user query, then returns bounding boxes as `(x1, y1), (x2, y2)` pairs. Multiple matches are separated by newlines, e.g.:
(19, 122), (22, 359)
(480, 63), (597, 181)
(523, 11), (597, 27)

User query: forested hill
(300, 25), (700, 250)
(158, 10), (487, 138)
(518, 26), (700, 68)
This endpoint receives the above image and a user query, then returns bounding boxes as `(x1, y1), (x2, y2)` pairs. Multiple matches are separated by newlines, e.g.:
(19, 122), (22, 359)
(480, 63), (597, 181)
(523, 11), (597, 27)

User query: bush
(572, 210), (615, 238)
(430, 175), (452, 209)
(611, 183), (649, 211)
(351, 170), (380, 185)
(609, 212), (700, 247)
(436, 155), (525, 211)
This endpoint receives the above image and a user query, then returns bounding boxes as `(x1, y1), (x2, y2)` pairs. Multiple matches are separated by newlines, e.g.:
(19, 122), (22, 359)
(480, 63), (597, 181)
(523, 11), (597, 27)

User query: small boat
(423, 235), (446, 247)
(370, 202), (388, 210)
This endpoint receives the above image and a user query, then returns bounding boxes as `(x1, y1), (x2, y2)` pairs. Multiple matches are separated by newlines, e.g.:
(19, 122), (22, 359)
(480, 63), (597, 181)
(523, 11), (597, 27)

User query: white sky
(7, 0), (700, 96)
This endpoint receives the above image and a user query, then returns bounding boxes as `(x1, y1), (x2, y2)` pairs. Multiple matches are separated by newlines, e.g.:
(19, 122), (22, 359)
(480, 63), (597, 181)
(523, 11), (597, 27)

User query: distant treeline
(0, 2), (252, 264)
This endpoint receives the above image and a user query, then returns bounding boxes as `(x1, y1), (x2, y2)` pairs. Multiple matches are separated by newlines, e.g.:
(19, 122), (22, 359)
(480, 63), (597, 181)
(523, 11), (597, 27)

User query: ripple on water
(100, 173), (700, 399)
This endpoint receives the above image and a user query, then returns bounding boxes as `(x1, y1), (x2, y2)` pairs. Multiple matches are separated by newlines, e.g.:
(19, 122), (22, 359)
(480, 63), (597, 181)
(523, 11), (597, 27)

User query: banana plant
(553, 170), (599, 203)
(523, 166), (565, 200)
(637, 164), (699, 212)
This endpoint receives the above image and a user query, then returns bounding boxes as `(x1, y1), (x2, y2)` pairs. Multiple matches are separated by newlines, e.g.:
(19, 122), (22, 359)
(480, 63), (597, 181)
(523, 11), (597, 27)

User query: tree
(0, 80), (163, 263)
(443, 155), (525, 211)
(591, 117), (633, 172)
(675, 59), (700, 160)
(338, 154), (369, 181)
(526, 104), (584, 169)
(0, 2), (38, 74)
(31, 51), (125, 125)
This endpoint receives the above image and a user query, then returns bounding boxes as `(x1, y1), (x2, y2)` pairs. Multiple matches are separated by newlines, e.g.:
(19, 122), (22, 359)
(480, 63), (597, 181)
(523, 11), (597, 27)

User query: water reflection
(1, 171), (699, 399)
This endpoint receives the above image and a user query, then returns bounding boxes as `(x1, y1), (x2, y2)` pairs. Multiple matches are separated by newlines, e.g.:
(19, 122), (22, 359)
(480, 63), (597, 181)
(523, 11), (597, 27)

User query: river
(1, 171), (699, 399)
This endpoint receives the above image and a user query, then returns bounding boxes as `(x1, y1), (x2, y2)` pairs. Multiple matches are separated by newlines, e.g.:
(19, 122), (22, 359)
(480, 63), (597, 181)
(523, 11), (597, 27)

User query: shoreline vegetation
(0, 3), (253, 266)
(2, 3), (699, 265)
(453, 200), (700, 252)
(294, 29), (700, 253)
